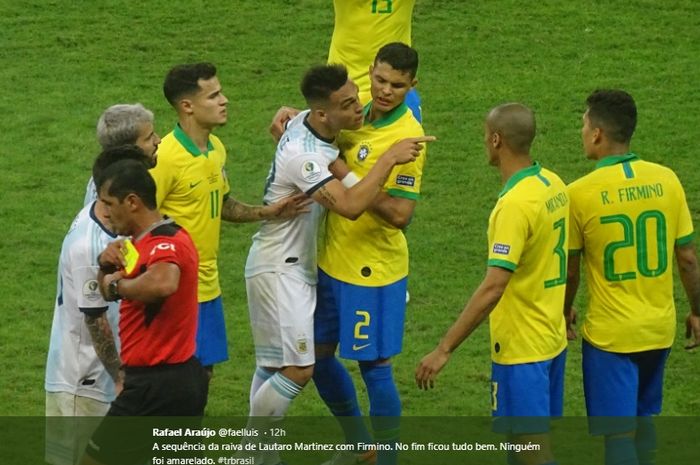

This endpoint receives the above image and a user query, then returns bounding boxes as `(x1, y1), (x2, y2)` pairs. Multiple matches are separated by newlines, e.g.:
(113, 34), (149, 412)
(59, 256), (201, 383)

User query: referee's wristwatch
(107, 278), (122, 301)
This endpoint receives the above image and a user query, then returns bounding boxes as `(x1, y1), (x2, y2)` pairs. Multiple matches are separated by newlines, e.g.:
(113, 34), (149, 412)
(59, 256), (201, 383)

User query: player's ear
(492, 132), (502, 148)
(368, 64), (374, 77)
(179, 98), (194, 115)
(411, 77), (418, 89)
(124, 193), (140, 211)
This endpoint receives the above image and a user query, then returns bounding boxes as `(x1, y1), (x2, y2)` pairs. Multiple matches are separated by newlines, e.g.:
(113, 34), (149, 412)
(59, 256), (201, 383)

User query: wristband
(341, 171), (361, 188)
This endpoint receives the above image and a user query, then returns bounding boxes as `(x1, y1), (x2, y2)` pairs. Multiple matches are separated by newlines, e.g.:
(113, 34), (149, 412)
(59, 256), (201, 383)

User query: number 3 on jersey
(544, 218), (567, 288)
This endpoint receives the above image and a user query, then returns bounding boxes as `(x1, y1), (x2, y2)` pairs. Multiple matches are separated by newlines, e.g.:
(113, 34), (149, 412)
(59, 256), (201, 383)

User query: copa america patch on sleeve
(492, 243), (511, 255)
(396, 174), (415, 187)
(301, 160), (322, 182)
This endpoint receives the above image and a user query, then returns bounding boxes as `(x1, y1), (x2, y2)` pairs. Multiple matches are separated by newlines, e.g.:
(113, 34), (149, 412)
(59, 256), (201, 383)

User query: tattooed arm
(85, 313), (122, 385)
(221, 194), (310, 223)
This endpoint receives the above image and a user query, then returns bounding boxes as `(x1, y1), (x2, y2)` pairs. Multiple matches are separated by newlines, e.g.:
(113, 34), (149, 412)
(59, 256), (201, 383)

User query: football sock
(313, 356), (372, 445)
(248, 367), (273, 414)
(635, 418), (656, 465)
(360, 363), (401, 465)
(248, 372), (302, 465)
(604, 435), (637, 465)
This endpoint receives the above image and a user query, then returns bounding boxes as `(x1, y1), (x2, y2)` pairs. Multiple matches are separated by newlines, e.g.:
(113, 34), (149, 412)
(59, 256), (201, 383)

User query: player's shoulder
(636, 159), (680, 181)
(154, 130), (186, 161)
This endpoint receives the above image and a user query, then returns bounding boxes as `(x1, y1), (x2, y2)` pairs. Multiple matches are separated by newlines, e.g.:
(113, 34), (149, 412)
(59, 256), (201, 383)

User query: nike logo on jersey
(352, 343), (371, 351)
(189, 180), (203, 189)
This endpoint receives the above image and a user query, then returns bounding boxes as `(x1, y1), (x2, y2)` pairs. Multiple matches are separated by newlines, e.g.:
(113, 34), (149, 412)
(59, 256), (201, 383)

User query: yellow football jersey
(149, 125), (230, 302)
(318, 102), (425, 286)
(568, 153), (694, 352)
(328, 0), (414, 104)
(487, 164), (569, 365)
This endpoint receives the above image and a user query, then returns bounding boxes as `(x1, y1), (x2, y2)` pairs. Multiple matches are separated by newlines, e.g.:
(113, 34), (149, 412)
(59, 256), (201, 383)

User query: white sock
(249, 367), (273, 414)
(248, 373), (303, 465)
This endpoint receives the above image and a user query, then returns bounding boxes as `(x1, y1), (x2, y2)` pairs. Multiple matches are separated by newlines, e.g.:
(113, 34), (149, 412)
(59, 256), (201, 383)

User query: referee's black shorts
(84, 356), (209, 465)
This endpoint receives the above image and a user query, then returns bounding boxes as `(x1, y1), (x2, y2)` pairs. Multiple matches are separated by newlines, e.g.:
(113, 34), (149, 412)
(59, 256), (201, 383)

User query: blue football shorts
(491, 349), (566, 434)
(582, 339), (669, 435)
(195, 295), (229, 366)
(314, 268), (407, 361)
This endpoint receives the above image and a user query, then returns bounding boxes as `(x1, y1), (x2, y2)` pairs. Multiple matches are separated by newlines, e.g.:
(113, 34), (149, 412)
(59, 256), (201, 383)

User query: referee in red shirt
(81, 157), (208, 465)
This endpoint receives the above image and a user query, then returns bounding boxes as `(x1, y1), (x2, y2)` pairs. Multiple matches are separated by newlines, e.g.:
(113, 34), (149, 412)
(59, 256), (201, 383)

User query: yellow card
(123, 239), (140, 274)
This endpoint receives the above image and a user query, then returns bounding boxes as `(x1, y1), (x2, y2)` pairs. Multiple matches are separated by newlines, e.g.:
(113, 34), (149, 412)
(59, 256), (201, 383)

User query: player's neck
(306, 113), (338, 141)
(596, 142), (631, 160)
(179, 118), (213, 153)
(500, 154), (534, 184)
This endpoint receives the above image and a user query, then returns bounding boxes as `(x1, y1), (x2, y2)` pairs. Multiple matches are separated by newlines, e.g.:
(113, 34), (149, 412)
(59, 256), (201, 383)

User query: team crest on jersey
(356, 143), (372, 162)
(492, 243), (511, 255)
(297, 338), (308, 354)
(82, 279), (101, 301)
(301, 160), (322, 182)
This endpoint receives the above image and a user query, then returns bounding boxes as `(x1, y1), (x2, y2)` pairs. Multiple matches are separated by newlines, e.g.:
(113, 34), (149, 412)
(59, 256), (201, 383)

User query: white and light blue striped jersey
(45, 202), (120, 403)
(83, 176), (97, 206)
(245, 110), (338, 284)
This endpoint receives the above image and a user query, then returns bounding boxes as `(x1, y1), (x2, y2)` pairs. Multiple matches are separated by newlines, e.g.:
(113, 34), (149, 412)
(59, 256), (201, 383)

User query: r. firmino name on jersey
(600, 183), (664, 205)
(545, 192), (568, 214)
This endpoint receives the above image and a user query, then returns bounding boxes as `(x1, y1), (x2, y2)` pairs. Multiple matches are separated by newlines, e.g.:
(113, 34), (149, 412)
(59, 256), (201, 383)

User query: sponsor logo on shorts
(492, 243), (511, 255)
(352, 343), (371, 351)
(396, 174), (415, 187)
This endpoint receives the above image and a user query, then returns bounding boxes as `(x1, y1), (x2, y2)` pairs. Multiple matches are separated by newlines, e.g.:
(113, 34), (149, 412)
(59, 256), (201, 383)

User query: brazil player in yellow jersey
(150, 62), (310, 377)
(416, 103), (568, 465)
(329, 0), (421, 122)
(565, 89), (700, 465)
(311, 43), (425, 465)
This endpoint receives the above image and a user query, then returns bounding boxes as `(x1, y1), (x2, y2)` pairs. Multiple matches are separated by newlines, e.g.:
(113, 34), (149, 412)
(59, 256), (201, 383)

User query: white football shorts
(246, 272), (315, 368)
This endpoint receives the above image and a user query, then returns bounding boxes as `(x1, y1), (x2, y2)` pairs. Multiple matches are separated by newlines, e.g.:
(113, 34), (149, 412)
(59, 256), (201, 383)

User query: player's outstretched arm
(312, 136), (433, 219)
(564, 251), (582, 340)
(415, 266), (511, 390)
(221, 193), (312, 223)
(675, 243), (700, 349)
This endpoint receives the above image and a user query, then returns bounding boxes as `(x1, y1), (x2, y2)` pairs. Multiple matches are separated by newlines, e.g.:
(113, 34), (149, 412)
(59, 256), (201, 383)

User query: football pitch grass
(1, 0), (698, 422)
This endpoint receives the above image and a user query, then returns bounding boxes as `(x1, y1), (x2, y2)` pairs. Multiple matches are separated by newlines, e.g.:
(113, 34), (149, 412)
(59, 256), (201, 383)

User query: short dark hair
(487, 103), (536, 154)
(586, 89), (637, 144)
(163, 62), (217, 106)
(301, 64), (348, 106)
(95, 159), (157, 210)
(92, 145), (152, 181)
(374, 42), (419, 78)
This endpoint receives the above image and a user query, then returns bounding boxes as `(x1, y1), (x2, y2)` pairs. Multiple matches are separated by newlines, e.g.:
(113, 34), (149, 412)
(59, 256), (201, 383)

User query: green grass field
(1, 0), (699, 420)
